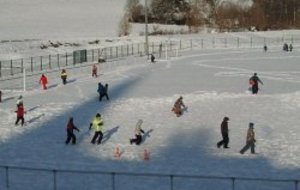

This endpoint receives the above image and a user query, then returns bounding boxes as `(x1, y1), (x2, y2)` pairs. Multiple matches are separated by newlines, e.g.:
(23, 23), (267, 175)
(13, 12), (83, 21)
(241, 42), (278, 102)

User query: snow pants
(15, 116), (25, 126)
(65, 131), (76, 144)
(130, 135), (142, 145)
(91, 131), (103, 144)
(240, 141), (255, 154)
(217, 133), (229, 148)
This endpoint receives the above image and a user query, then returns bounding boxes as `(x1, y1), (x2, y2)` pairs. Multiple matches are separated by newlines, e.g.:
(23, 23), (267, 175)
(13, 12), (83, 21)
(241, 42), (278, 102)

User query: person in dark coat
(289, 44), (293, 52)
(151, 54), (155, 63)
(130, 120), (145, 145)
(172, 96), (186, 117)
(97, 82), (105, 101)
(249, 73), (263, 94)
(65, 117), (80, 145)
(15, 103), (26, 126)
(240, 122), (256, 154)
(263, 45), (268, 52)
(217, 117), (230, 148)
(99, 83), (109, 101)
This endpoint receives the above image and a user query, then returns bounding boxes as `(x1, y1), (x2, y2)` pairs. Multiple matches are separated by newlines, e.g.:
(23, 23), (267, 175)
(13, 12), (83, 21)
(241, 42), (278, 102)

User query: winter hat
(96, 113), (101, 117)
(224, 117), (229, 121)
(249, 122), (254, 128)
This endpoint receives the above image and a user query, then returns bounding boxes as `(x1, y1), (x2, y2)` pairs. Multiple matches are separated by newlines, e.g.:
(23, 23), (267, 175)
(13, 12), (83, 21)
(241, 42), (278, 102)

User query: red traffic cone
(114, 146), (121, 158)
(143, 149), (150, 161)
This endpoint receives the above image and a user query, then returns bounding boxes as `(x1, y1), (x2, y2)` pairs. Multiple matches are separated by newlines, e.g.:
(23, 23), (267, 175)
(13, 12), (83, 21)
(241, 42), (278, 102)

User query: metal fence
(0, 35), (299, 79)
(0, 165), (298, 190)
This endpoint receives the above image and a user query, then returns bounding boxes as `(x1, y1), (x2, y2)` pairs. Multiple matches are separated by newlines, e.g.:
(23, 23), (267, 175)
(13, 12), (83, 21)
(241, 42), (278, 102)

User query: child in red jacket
(15, 103), (26, 126)
(39, 74), (48, 90)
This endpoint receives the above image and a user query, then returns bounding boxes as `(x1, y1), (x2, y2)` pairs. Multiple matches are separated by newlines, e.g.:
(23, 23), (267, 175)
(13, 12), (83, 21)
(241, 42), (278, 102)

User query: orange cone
(143, 149), (150, 161)
(114, 146), (121, 158)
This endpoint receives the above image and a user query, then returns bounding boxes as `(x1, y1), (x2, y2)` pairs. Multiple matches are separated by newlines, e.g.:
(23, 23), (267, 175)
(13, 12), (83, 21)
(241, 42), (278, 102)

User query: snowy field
(0, 46), (300, 189)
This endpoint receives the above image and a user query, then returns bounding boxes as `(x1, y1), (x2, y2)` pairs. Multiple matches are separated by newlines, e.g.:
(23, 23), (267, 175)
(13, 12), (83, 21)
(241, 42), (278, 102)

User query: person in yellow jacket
(61, 69), (68, 85)
(89, 113), (103, 144)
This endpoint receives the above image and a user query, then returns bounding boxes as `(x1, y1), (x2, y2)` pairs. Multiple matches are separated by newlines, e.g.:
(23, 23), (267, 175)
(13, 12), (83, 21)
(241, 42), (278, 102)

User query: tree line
(119, 0), (300, 35)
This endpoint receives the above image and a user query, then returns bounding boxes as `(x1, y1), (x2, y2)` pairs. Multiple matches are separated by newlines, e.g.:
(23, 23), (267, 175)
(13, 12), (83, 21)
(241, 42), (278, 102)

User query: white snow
(0, 46), (300, 189)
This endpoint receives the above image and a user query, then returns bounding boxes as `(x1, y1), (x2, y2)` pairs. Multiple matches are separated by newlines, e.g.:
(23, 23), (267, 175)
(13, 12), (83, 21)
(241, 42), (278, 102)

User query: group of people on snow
(38, 64), (100, 90)
(65, 113), (145, 146)
(283, 43), (293, 52)
(217, 117), (256, 154)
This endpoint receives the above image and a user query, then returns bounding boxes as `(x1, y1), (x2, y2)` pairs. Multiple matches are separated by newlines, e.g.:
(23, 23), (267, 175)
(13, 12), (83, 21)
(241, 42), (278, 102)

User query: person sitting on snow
(172, 96), (186, 117)
(130, 119), (145, 145)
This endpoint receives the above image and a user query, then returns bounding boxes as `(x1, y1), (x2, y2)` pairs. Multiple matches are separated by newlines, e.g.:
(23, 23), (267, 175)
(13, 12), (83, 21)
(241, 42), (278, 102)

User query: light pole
(145, 0), (149, 59)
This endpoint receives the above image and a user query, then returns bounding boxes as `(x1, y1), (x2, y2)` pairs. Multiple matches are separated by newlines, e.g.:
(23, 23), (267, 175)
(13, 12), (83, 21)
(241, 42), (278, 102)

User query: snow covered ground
(0, 46), (300, 189)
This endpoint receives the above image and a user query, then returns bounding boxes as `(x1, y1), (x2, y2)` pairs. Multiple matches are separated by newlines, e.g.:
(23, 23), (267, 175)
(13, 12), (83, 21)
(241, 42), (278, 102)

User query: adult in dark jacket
(100, 83), (109, 101)
(97, 82), (105, 101)
(249, 73), (263, 94)
(217, 117), (230, 148)
(65, 117), (80, 145)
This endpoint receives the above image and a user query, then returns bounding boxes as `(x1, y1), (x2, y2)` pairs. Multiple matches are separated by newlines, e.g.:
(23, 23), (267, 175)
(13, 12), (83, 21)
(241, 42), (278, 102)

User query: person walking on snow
(65, 117), (80, 145)
(172, 96), (186, 117)
(249, 73), (263, 94)
(240, 122), (256, 154)
(92, 64), (98, 77)
(99, 83), (109, 101)
(39, 74), (48, 90)
(130, 119), (145, 145)
(97, 82), (105, 101)
(89, 113), (103, 144)
(60, 69), (68, 85)
(217, 117), (230, 149)
(15, 103), (26, 126)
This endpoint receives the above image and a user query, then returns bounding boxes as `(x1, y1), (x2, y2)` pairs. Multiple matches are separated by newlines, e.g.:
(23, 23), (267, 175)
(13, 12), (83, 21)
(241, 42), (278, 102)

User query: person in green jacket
(89, 113), (103, 144)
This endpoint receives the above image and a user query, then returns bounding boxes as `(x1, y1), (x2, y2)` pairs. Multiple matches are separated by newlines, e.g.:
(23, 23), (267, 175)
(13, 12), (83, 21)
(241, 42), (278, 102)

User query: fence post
(5, 166), (9, 189)
(57, 54), (60, 68)
(31, 57), (33, 72)
(138, 44), (140, 55)
(232, 177), (235, 190)
(190, 39), (192, 49)
(237, 37), (240, 48)
(40, 56), (43, 71)
(10, 60), (13, 76)
(132, 44), (134, 55)
(66, 53), (68, 66)
(295, 180), (298, 190)
(152, 42), (154, 54)
(180, 40), (182, 50)
(92, 49), (94, 62)
(116, 47), (118, 58)
(212, 38), (215, 48)
(225, 38), (227, 48)
(49, 55), (52, 69)
(53, 170), (57, 190)
(170, 175), (174, 190)
(111, 172), (115, 190)
(121, 45), (123, 57)
(21, 59), (24, 75)
(250, 37), (253, 48)
(110, 47), (113, 59)
(0, 61), (2, 78)
(201, 39), (204, 49)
